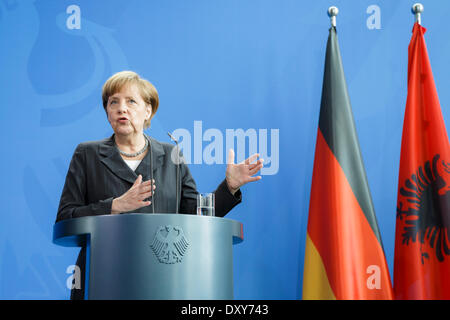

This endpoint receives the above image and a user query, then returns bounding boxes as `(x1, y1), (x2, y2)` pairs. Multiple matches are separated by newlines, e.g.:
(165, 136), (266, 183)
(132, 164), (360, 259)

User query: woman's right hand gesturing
(111, 175), (155, 214)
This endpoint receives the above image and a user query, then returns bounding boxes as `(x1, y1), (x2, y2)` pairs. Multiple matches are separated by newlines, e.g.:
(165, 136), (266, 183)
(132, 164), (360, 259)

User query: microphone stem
(148, 135), (155, 214)
(176, 141), (180, 214)
(168, 132), (180, 214)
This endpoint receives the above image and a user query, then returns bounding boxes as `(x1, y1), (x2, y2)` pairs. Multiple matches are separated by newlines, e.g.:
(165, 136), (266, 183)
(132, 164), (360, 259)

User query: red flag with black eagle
(394, 23), (450, 300)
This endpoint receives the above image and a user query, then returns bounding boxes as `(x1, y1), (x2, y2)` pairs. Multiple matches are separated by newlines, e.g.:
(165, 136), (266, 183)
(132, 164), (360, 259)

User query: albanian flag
(302, 27), (393, 300)
(394, 23), (450, 300)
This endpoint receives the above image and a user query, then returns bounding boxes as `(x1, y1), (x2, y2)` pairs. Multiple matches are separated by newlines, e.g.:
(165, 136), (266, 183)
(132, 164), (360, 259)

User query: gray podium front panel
(53, 213), (243, 300)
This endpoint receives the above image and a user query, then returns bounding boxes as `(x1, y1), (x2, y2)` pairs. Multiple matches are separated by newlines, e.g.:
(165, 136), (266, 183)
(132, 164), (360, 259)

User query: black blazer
(56, 134), (242, 299)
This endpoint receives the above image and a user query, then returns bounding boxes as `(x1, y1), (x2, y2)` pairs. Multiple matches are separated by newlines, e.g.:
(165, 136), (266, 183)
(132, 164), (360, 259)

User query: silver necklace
(116, 135), (149, 157)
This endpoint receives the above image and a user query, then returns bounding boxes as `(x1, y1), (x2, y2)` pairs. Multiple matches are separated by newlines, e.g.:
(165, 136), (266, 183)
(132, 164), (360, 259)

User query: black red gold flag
(303, 27), (393, 300)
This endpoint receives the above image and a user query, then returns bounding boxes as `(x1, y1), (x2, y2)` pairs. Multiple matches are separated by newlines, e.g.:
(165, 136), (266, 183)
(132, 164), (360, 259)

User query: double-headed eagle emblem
(150, 225), (189, 264)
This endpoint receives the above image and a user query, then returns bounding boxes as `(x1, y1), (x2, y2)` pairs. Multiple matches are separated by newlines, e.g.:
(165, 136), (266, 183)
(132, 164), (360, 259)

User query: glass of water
(197, 193), (215, 216)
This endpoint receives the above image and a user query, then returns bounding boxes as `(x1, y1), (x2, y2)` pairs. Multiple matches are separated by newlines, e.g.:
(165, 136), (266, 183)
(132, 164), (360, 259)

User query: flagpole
(327, 6), (338, 27)
(412, 3), (424, 25)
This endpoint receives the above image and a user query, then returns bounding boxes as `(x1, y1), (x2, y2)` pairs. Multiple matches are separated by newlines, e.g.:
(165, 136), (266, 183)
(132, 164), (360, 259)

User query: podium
(53, 213), (243, 300)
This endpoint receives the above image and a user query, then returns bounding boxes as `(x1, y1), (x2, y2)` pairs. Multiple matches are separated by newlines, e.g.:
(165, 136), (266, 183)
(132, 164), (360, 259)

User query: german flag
(394, 23), (450, 300)
(302, 27), (393, 300)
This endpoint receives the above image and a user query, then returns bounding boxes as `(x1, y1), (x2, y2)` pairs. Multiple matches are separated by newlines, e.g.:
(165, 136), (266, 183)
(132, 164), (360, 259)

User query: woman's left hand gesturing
(225, 149), (264, 195)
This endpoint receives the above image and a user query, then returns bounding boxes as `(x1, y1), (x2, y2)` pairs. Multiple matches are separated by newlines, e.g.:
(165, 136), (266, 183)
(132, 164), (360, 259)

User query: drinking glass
(196, 193), (215, 216)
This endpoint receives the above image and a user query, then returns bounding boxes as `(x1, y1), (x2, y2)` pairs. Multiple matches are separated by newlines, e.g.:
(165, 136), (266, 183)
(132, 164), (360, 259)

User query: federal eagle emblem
(150, 225), (189, 264)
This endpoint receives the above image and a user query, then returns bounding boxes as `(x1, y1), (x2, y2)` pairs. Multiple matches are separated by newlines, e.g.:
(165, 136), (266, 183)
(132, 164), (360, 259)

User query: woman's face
(106, 84), (152, 137)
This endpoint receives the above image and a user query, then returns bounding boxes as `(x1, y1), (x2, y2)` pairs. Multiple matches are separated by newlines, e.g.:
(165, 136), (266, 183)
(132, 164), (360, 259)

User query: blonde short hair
(102, 71), (159, 129)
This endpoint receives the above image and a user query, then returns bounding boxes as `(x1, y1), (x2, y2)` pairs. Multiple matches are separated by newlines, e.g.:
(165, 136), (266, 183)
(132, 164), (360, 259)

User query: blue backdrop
(0, 0), (449, 299)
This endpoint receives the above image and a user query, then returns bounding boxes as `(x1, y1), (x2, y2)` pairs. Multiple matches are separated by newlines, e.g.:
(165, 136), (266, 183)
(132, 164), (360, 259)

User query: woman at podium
(55, 71), (263, 299)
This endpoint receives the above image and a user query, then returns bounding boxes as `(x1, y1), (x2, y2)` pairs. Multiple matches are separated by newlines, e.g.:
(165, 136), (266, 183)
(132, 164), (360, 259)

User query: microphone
(167, 132), (180, 214)
(145, 134), (155, 214)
